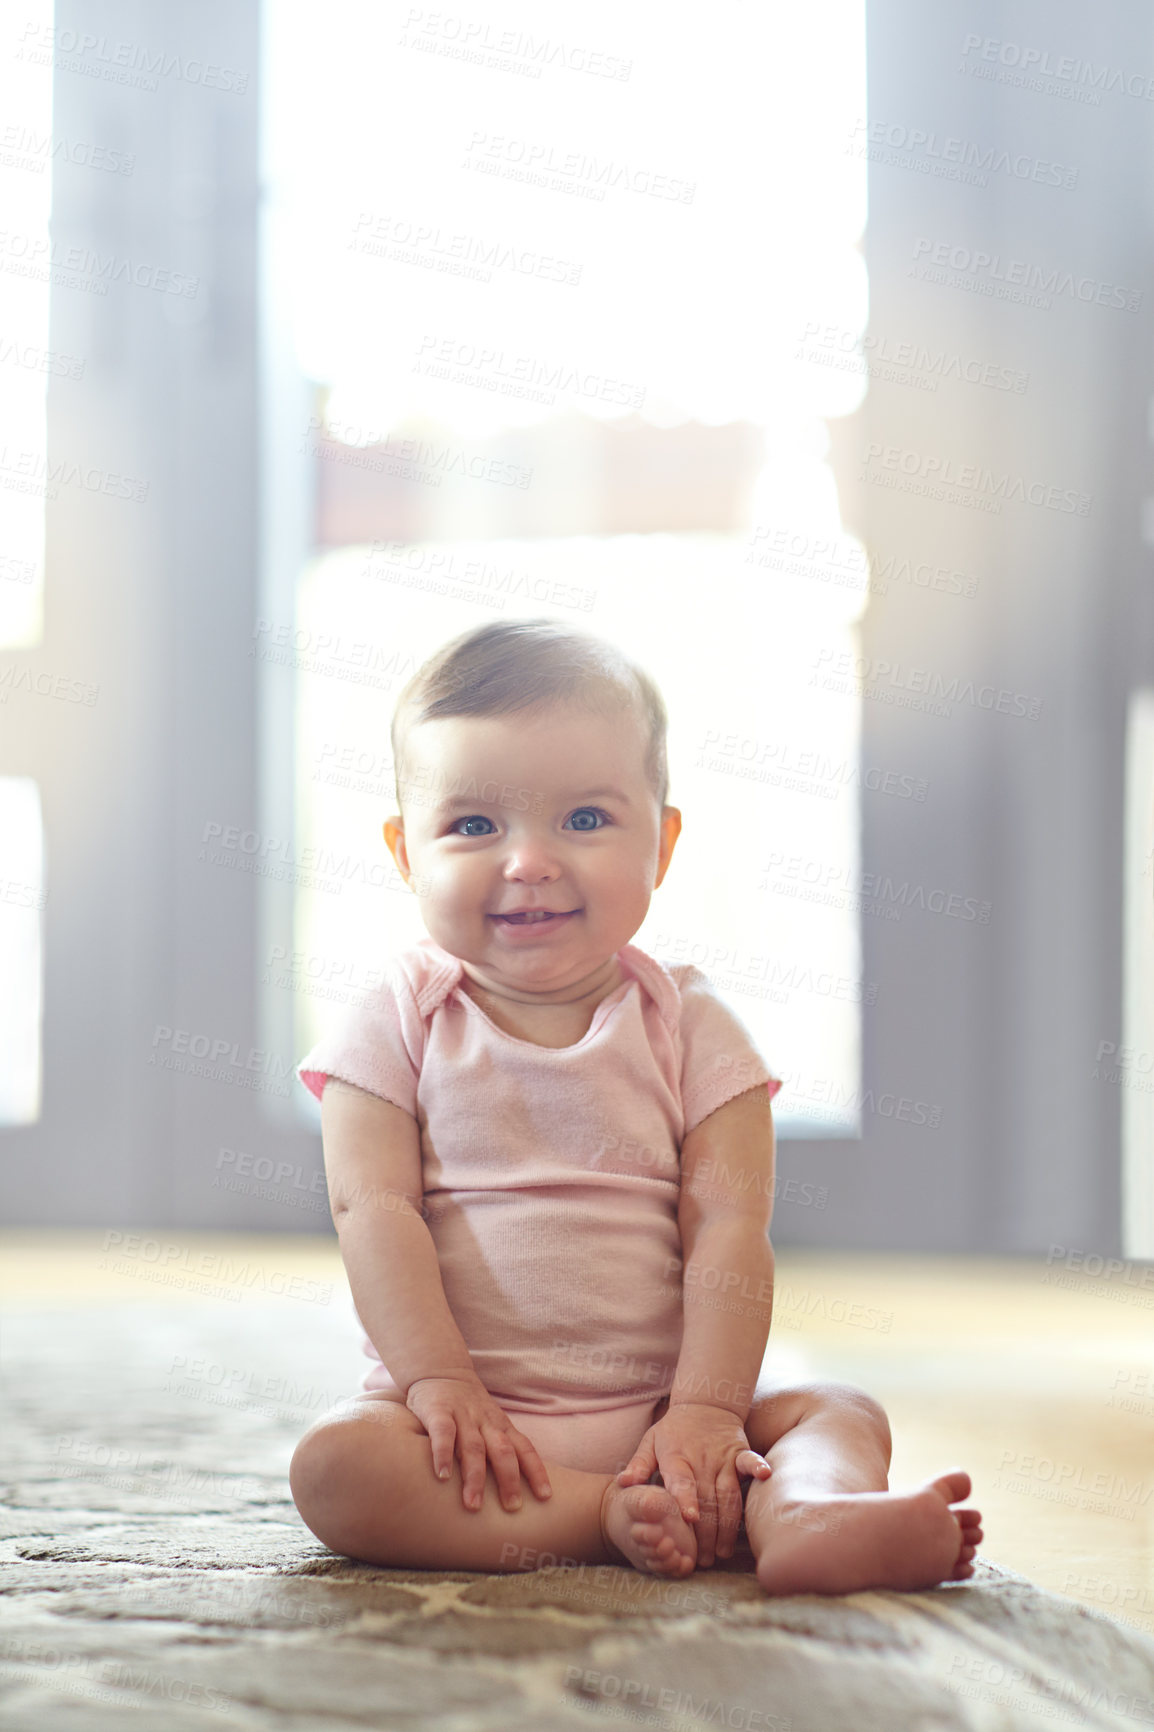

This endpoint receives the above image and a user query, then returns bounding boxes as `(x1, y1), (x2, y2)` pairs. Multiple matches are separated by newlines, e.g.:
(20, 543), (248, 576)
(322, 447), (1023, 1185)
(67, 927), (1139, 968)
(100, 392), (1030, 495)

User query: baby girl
(289, 617), (982, 1593)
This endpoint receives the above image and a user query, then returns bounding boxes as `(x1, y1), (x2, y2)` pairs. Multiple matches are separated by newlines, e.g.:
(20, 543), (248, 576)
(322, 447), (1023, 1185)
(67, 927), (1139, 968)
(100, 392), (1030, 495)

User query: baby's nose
(502, 840), (561, 879)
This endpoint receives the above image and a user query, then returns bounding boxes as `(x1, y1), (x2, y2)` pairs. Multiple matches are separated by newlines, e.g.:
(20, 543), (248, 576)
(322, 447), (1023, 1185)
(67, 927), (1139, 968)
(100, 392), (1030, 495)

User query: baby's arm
(619, 1084), (776, 1565)
(672, 1082), (777, 1415)
(320, 1079), (552, 1510)
(322, 1079), (473, 1387)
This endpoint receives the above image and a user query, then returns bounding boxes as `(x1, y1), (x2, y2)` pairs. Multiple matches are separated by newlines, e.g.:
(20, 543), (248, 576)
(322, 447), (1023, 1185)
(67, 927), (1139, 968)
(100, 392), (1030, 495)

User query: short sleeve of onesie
(296, 960), (422, 1117)
(671, 963), (784, 1136)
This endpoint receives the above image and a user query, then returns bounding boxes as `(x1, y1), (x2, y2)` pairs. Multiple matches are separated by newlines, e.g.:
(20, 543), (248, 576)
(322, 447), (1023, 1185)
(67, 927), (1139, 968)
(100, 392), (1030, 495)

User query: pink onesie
(297, 937), (782, 1474)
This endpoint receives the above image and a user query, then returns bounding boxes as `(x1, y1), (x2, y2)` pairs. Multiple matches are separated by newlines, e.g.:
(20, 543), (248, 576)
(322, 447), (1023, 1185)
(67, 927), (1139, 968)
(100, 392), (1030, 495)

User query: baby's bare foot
(600, 1480), (697, 1578)
(755, 1469), (983, 1597)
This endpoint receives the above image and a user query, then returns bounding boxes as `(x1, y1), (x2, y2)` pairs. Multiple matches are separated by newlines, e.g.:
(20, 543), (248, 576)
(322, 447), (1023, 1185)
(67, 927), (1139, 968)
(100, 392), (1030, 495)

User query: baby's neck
(459, 954), (625, 1010)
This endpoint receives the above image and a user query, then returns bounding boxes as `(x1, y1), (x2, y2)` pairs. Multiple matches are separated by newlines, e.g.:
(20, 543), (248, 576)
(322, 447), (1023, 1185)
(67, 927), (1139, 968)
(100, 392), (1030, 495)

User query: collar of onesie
(395, 935), (684, 1036)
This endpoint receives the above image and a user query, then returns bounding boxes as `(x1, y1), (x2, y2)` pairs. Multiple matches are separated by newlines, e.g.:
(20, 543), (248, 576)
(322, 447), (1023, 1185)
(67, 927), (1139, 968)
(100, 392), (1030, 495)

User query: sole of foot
(601, 1480), (698, 1578)
(755, 1469), (983, 1597)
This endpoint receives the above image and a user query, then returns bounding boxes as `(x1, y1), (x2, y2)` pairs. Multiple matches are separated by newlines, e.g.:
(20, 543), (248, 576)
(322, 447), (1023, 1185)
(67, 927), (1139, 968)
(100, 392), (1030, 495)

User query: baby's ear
(654, 806), (682, 887)
(383, 816), (410, 880)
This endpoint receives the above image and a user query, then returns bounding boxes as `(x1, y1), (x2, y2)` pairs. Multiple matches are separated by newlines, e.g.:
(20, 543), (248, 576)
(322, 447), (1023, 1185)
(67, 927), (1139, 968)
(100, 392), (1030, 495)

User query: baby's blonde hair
(391, 618), (670, 813)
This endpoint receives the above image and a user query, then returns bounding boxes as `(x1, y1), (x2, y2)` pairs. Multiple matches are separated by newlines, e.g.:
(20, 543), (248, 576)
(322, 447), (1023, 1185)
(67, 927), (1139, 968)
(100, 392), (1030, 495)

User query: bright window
(264, 0), (868, 1135)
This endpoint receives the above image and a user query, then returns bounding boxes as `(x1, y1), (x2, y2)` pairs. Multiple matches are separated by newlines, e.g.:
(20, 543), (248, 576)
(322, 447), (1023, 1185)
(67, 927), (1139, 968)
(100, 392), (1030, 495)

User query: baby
(289, 617), (982, 1593)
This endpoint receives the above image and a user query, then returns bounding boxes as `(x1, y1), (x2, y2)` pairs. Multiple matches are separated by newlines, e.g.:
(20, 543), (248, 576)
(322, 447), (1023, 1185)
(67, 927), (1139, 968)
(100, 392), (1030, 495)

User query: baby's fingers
(481, 1424), (527, 1512)
(422, 1412), (459, 1484)
(658, 1453), (701, 1524)
(457, 1425), (490, 1511)
(736, 1450), (771, 1480)
(508, 1430), (553, 1502)
(616, 1433), (658, 1487)
(713, 1467), (747, 1562)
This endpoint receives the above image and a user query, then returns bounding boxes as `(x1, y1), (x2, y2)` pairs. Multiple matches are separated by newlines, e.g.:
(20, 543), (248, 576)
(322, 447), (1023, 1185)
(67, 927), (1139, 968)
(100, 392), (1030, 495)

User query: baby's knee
(749, 1379), (892, 1457)
(289, 1416), (381, 1554)
(804, 1380), (892, 1453)
(289, 1422), (344, 1529)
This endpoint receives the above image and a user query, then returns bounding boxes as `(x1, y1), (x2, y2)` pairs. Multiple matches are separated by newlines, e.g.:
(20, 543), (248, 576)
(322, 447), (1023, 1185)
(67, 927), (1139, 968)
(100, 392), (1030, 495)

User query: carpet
(1, 1297), (1152, 1731)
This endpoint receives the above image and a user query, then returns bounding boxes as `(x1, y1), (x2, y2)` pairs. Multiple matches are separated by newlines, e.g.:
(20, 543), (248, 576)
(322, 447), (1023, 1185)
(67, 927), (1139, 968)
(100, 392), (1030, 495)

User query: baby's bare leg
(741, 1381), (983, 1595)
(289, 1394), (693, 1575)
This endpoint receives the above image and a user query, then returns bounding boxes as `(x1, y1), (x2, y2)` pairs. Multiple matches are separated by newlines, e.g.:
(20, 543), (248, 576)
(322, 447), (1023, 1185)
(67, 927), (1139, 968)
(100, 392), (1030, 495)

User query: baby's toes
(637, 1524), (680, 1562)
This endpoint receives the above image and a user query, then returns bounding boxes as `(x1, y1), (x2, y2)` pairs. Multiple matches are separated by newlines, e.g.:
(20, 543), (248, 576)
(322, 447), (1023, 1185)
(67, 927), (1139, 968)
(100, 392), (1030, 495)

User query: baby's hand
(405, 1374), (553, 1514)
(617, 1403), (771, 1568)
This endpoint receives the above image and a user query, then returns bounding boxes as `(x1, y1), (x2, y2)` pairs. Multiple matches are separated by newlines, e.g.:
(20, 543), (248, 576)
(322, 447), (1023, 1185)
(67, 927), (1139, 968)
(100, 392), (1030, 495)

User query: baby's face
(384, 700), (680, 998)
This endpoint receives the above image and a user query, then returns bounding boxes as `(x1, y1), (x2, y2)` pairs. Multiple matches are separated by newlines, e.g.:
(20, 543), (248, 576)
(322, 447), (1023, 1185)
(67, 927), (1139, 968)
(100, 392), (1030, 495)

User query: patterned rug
(1, 1299), (1151, 1731)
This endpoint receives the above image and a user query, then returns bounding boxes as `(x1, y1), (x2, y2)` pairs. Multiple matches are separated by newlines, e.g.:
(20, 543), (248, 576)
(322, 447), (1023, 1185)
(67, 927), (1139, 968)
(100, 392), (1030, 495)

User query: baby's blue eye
(566, 807), (607, 831)
(451, 815), (496, 837)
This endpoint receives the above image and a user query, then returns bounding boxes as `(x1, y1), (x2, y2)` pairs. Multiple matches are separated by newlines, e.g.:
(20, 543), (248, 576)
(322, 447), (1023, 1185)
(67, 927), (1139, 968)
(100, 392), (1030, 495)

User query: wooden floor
(3, 1234), (1151, 1637)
